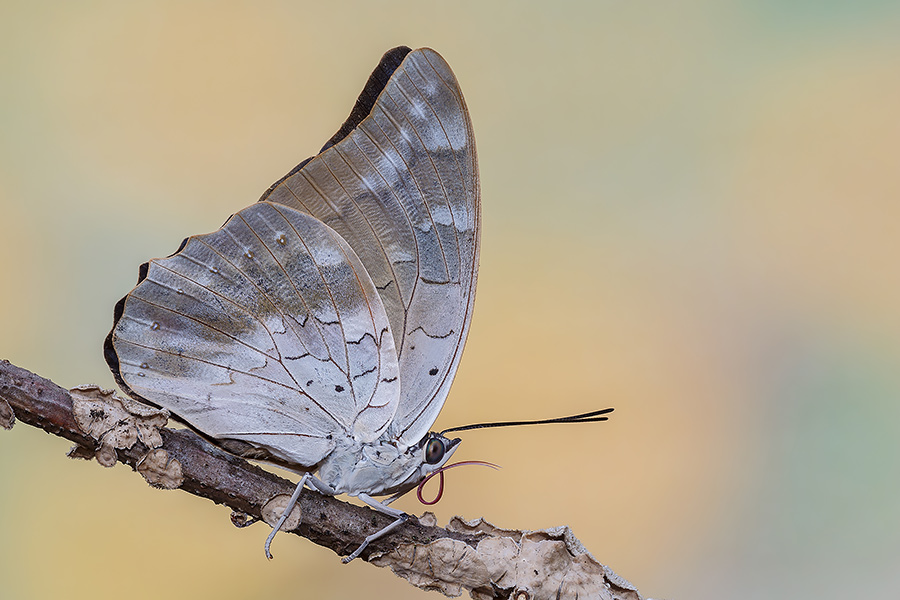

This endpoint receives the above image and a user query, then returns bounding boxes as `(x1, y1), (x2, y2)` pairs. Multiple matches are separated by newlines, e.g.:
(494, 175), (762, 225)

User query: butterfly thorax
(316, 432), (458, 497)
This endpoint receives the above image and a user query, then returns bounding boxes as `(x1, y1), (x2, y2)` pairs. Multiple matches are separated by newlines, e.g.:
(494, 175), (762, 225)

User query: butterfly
(104, 46), (481, 562)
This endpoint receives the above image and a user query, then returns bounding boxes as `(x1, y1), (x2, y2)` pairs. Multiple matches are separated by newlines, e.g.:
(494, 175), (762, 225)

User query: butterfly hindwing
(106, 201), (400, 466)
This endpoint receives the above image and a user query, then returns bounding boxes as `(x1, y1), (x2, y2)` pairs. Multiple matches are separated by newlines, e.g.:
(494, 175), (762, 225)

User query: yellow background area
(3, 2), (900, 599)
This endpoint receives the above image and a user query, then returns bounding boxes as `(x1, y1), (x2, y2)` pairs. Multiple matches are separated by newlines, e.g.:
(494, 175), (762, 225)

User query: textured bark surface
(0, 359), (644, 600)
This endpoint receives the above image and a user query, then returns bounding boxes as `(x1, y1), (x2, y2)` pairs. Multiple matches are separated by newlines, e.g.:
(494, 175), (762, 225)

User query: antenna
(440, 407), (614, 435)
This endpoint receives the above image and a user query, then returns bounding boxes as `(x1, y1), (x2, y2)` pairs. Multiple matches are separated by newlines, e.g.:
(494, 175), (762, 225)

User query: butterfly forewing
(262, 47), (480, 446)
(107, 202), (400, 466)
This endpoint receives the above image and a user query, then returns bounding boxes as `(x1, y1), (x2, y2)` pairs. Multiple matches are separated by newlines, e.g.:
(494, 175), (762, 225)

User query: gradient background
(2, 2), (900, 599)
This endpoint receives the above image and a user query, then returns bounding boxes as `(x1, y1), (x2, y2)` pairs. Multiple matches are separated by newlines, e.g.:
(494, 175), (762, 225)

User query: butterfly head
(366, 432), (460, 498)
(421, 432), (461, 470)
(409, 432), (461, 487)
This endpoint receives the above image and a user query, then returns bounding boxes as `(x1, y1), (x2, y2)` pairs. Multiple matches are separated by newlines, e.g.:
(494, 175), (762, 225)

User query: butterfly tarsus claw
(342, 510), (409, 563)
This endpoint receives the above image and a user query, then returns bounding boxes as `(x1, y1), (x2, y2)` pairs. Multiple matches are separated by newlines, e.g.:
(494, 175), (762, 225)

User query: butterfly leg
(342, 493), (408, 563)
(264, 472), (312, 559)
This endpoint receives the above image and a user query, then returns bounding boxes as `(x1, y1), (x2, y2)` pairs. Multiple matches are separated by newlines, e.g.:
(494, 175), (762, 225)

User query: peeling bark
(0, 359), (644, 600)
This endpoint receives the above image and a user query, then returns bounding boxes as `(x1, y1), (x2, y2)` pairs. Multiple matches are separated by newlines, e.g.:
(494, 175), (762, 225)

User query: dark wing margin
(259, 46), (413, 203)
(321, 46), (413, 152)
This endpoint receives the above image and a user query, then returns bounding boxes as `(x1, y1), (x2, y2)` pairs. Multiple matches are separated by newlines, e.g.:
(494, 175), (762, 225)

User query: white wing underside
(108, 48), (479, 467)
(263, 48), (480, 446)
(111, 202), (400, 467)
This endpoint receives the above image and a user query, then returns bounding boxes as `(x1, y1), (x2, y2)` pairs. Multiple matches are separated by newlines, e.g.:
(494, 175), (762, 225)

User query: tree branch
(0, 359), (644, 600)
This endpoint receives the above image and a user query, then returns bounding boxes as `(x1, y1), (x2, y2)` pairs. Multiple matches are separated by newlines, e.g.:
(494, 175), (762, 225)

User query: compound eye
(424, 438), (445, 465)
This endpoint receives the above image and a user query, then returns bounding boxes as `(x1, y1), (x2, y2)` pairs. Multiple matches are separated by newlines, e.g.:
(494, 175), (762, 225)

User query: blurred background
(2, 1), (900, 599)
